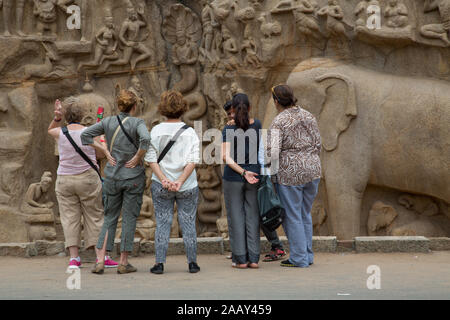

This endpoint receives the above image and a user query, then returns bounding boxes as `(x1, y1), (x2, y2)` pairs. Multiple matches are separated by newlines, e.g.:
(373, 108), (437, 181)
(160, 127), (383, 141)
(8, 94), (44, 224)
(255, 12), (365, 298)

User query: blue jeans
(276, 179), (320, 267)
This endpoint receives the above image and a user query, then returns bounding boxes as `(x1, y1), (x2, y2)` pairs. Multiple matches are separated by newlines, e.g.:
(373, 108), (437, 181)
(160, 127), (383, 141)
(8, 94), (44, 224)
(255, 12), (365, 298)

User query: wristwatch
(241, 170), (247, 177)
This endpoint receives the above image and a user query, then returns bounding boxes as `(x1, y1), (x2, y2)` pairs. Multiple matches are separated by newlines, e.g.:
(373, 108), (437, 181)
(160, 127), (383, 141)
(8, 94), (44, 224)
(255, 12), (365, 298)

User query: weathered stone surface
(355, 236), (430, 253)
(429, 238), (450, 251)
(197, 237), (224, 255)
(34, 240), (65, 256)
(0, 0), (448, 245)
(0, 243), (30, 257)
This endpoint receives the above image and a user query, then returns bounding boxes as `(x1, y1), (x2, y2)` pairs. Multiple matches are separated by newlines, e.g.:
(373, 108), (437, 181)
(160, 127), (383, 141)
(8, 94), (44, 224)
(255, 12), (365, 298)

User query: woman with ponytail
(222, 93), (262, 269)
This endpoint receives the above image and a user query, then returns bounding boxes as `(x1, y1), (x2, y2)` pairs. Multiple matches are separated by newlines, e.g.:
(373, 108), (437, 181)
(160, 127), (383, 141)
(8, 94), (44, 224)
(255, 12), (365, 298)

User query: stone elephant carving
(277, 58), (450, 239)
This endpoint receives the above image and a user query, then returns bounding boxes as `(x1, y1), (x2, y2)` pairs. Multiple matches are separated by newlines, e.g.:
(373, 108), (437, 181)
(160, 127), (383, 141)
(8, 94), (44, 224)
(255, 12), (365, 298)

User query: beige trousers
(55, 169), (104, 249)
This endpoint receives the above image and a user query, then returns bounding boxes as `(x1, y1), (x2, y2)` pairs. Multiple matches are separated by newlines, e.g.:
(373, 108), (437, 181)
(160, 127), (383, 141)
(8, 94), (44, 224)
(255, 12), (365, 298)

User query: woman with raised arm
(48, 98), (118, 270)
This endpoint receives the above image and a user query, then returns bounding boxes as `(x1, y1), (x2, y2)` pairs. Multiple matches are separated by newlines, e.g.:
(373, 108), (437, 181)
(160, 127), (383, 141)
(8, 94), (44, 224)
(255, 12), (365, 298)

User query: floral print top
(266, 106), (322, 186)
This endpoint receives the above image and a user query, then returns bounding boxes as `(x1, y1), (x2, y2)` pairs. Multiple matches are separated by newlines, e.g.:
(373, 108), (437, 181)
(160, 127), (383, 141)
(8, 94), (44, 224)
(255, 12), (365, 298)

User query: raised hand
(54, 99), (63, 120)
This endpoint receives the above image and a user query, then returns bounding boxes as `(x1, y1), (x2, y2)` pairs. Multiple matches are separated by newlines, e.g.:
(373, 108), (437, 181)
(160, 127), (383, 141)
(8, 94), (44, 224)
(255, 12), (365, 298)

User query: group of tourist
(47, 83), (322, 275)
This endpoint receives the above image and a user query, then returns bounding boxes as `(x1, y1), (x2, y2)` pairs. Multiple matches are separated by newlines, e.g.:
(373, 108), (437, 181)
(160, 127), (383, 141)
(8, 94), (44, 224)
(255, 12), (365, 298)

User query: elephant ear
(315, 73), (357, 152)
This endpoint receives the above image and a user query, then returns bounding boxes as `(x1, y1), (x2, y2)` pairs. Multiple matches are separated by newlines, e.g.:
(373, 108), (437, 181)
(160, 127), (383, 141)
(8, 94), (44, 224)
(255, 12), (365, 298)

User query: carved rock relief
(0, 0), (449, 243)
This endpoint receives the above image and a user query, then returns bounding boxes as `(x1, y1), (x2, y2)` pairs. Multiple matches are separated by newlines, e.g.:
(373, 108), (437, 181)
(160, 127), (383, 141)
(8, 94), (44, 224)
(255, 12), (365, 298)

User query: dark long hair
(232, 93), (250, 131)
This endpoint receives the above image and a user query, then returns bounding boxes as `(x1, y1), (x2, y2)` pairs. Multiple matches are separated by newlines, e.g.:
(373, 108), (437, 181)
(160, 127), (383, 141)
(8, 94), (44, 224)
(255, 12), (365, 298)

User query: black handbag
(257, 175), (285, 232)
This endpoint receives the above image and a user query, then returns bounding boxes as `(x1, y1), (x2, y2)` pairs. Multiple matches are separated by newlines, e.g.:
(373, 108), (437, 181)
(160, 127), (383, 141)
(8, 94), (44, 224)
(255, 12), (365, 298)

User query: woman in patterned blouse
(266, 84), (322, 268)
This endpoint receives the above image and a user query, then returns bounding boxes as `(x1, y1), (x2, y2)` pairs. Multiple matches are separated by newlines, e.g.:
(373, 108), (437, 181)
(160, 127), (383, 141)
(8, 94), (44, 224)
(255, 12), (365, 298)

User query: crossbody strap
(61, 127), (102, 180)
(109, 117), (130, 153)
(157, 124), (190, 163)
(117, 115), (139, 150)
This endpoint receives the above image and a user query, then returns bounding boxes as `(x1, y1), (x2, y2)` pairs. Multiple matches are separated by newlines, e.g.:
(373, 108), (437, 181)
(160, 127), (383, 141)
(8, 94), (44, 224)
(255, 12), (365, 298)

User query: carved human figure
(21, 172), (54, 215)
(172, 29), (199, 94)
(128, 75), (146, 115)
(293, 0), (321, 39)
(242, 36), (261, 67)
(201, 0), (217, 54)
(420, 0), (450, 45)
(33, 0), (58, 37)
(384, 0), (409, 28)
(318, 0), (346, 37)
(163, 4), (202, 94)
(78, 15), (118, 72)
(58, 0), (88, 41)
(104, 5), (153, 71)
(222, 27), (240, 71)
(226, 81), (243, 101)
(0, 0), (12, 36)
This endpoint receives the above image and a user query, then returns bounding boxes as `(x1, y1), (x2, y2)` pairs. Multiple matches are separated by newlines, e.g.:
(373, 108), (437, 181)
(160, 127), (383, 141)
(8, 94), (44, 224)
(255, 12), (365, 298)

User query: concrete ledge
(0, 241), (66, 257)
(355, 236), (430, 253)
(1, 236), (446, 257)
(313, 236), (338, 252)
(0, 243), (34, 257)
(429, 237), (450, 251)
(140, 237), (225, 256)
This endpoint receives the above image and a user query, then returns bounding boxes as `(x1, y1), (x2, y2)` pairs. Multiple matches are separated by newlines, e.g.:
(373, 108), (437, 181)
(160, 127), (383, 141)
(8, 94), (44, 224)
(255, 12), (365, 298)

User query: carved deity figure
(420, 0), (450, 45)
(33, 0), (58, 37)
(78, 14), (118, 72)
(293, 0), (321, 38)
(163, 4), (202, 94)
(318, 0), (346, 37)
(384, 0), (409, 28)
(105, 5), (153, 71)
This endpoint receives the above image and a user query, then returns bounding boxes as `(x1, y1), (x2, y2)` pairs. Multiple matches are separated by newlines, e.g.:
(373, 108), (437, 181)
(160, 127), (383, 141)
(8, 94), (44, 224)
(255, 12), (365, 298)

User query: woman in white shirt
(145, 90), (201, 274)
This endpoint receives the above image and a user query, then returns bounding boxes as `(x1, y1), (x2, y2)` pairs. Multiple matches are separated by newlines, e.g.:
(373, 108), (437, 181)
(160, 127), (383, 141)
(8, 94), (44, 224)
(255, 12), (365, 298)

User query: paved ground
(0, 252), (449, 300)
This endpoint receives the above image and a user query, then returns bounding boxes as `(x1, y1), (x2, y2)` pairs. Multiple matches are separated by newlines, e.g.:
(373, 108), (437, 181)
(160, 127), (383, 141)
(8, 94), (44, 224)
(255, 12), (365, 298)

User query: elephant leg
(323, 152), (370, 240)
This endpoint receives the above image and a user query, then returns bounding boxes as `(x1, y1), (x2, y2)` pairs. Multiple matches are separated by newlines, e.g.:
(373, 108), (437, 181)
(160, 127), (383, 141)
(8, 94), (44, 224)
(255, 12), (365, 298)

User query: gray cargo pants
(96, 174), (145, 253)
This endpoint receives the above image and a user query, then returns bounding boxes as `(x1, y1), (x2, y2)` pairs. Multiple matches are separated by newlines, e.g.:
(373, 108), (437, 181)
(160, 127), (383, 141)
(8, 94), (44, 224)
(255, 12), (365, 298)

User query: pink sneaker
(104, 256), (118, 269)
(69, 259), (81, 269)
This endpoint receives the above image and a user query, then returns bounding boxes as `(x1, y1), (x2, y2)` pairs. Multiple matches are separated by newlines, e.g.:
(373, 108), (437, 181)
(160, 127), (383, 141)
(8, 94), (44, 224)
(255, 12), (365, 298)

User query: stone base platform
(1, 236), (449, 258)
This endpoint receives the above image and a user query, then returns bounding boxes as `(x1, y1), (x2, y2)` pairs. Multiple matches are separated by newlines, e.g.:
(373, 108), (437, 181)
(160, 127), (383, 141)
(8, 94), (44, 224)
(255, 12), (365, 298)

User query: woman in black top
(222, 93), (261, 269)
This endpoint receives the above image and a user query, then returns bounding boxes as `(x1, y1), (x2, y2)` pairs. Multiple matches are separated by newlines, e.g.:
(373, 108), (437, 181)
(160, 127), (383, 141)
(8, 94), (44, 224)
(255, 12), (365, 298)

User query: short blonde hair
(117, 90), (137, 113)
(158, 90), (188, 119)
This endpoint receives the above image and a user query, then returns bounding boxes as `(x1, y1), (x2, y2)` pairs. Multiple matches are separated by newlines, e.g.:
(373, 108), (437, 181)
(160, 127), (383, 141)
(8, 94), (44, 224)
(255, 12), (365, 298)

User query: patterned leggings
(151, 181), (199, 264)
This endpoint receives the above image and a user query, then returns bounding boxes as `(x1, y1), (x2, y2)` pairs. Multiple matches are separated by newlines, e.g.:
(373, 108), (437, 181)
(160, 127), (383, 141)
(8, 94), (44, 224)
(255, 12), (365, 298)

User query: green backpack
(257, 175), (285, 232)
